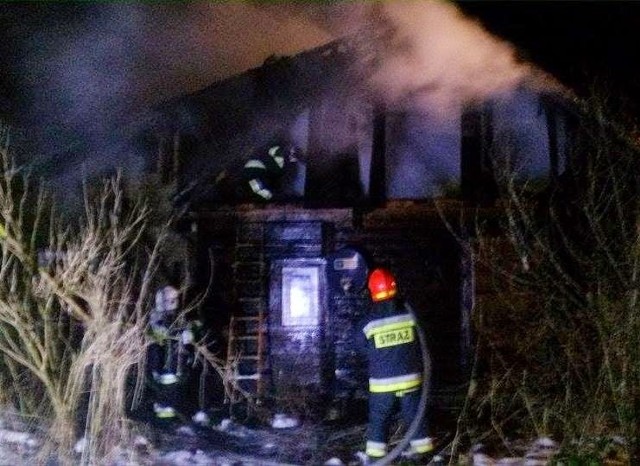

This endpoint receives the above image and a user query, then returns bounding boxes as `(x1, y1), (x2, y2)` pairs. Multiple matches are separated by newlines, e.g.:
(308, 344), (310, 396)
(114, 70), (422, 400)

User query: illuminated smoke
(20, 1), (564, 151)
(23, 3), (333, 149)
(130, 3), (332, 102)
(319, 0), (561, 120)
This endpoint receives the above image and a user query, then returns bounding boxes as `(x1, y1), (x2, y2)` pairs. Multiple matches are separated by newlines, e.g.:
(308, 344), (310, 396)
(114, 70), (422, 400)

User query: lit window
(282, 267), (320, 326)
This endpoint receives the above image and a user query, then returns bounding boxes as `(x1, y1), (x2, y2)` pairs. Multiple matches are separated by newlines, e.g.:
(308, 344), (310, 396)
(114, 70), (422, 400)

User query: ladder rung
(234, 374), (261, 380)
(230, 324), (266, 331)
(227, 309), (266, 398)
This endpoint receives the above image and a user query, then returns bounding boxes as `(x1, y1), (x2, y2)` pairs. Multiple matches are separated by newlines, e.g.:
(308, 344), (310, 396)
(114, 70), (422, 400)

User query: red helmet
(368, 268), (397, 302)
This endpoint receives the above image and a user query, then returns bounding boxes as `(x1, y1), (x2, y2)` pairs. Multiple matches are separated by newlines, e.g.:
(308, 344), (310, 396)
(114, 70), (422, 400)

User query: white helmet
(155, 286), (180, 315)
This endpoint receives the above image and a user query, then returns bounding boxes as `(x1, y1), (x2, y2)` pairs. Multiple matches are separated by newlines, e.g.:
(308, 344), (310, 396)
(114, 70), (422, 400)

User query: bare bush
(0, 124), (244, 464)
(0, 126), (163, 464)
(459, 94), (640, 462)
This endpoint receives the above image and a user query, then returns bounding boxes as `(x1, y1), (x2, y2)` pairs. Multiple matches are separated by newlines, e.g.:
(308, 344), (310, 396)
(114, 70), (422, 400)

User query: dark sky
(458, 1), (640, 118)
(1, 1), (639, 148)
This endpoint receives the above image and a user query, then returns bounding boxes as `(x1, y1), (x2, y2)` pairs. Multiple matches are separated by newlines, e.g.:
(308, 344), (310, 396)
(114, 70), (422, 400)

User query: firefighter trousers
(366, 388), (429, 458)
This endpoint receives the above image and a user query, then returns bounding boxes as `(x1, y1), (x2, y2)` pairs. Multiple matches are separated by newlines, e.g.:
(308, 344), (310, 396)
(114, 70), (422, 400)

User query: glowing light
(282, 267), (319, 326)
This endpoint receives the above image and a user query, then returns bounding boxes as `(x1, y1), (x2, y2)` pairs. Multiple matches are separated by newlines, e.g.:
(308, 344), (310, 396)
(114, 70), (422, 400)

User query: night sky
(459, 1), (640, 120)
(0, 1), (639, 148)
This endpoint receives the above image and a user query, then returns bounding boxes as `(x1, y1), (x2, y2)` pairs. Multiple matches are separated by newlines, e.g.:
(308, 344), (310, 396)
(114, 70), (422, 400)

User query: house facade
(98, 38), (575, 413)
(143, 39), (575, 412)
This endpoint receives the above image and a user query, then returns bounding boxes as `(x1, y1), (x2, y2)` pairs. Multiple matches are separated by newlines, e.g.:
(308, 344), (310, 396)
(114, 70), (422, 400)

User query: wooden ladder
(225, 310), (267, 401)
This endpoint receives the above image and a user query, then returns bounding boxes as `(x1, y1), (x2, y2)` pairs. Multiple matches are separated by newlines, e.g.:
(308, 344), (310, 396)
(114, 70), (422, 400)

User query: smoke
(315, 0), (560, 120)
(130, 3), (332, 103)
(15, 0), (564, 152)
(19, 3), (333, 151)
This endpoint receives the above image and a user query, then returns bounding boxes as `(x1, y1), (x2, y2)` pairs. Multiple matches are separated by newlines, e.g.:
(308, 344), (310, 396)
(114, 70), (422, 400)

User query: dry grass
(0, 123), (266, 466)
(448, 95), (640, 462)
(0, 126), (165, 464)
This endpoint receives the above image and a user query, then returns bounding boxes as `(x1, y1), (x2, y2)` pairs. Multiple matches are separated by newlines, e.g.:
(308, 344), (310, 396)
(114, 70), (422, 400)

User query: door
(268, 258), (329, 396)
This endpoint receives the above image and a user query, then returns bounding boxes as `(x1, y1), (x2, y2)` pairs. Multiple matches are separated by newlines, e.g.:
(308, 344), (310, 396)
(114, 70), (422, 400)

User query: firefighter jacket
(242, 149), (287, 201)
(148, 316), (203, 383)
(358, 299), (423, 394)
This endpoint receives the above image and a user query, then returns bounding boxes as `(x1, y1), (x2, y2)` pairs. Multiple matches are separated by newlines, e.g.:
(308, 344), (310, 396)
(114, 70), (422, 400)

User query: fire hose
(370, 302), (433, 466)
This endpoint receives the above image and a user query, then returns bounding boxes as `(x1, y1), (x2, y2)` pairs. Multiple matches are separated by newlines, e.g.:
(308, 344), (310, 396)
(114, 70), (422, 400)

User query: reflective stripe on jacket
(360, 301), (424, 394)
(363, 313), (415, 341)
(243, 153), (284, 200)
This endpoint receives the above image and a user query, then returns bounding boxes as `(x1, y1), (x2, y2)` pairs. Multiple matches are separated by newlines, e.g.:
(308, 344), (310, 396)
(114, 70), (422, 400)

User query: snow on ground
(0, 422), (301, 466)
(0, 409), (580, 466)
(0, 410), (363, 466)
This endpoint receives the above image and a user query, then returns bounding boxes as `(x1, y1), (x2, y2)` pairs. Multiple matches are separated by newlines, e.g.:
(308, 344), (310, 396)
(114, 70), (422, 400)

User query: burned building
(132, 38), (575, 415)
(39, 37), (576, 416)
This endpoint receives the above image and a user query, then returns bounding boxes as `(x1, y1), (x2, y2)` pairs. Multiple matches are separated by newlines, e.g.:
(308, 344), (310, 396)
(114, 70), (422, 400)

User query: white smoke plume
(314, 0), (563, 120)
(17, 1), (564, 149)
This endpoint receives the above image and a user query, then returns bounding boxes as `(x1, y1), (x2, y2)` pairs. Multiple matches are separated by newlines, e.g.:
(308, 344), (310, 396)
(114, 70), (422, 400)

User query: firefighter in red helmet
(358, 267), (433, 463)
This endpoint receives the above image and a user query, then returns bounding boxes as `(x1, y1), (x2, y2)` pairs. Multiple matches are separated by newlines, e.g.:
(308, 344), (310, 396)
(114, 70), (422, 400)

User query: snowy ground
(0, 408), (573, 466)
(0, 409), (372, 466)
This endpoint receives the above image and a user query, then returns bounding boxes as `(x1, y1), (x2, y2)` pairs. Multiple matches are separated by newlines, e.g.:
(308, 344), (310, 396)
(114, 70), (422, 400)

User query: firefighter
(147, 285), (201, 421)
(359, 268), (433, 463)
(242, 142), (299, 201)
